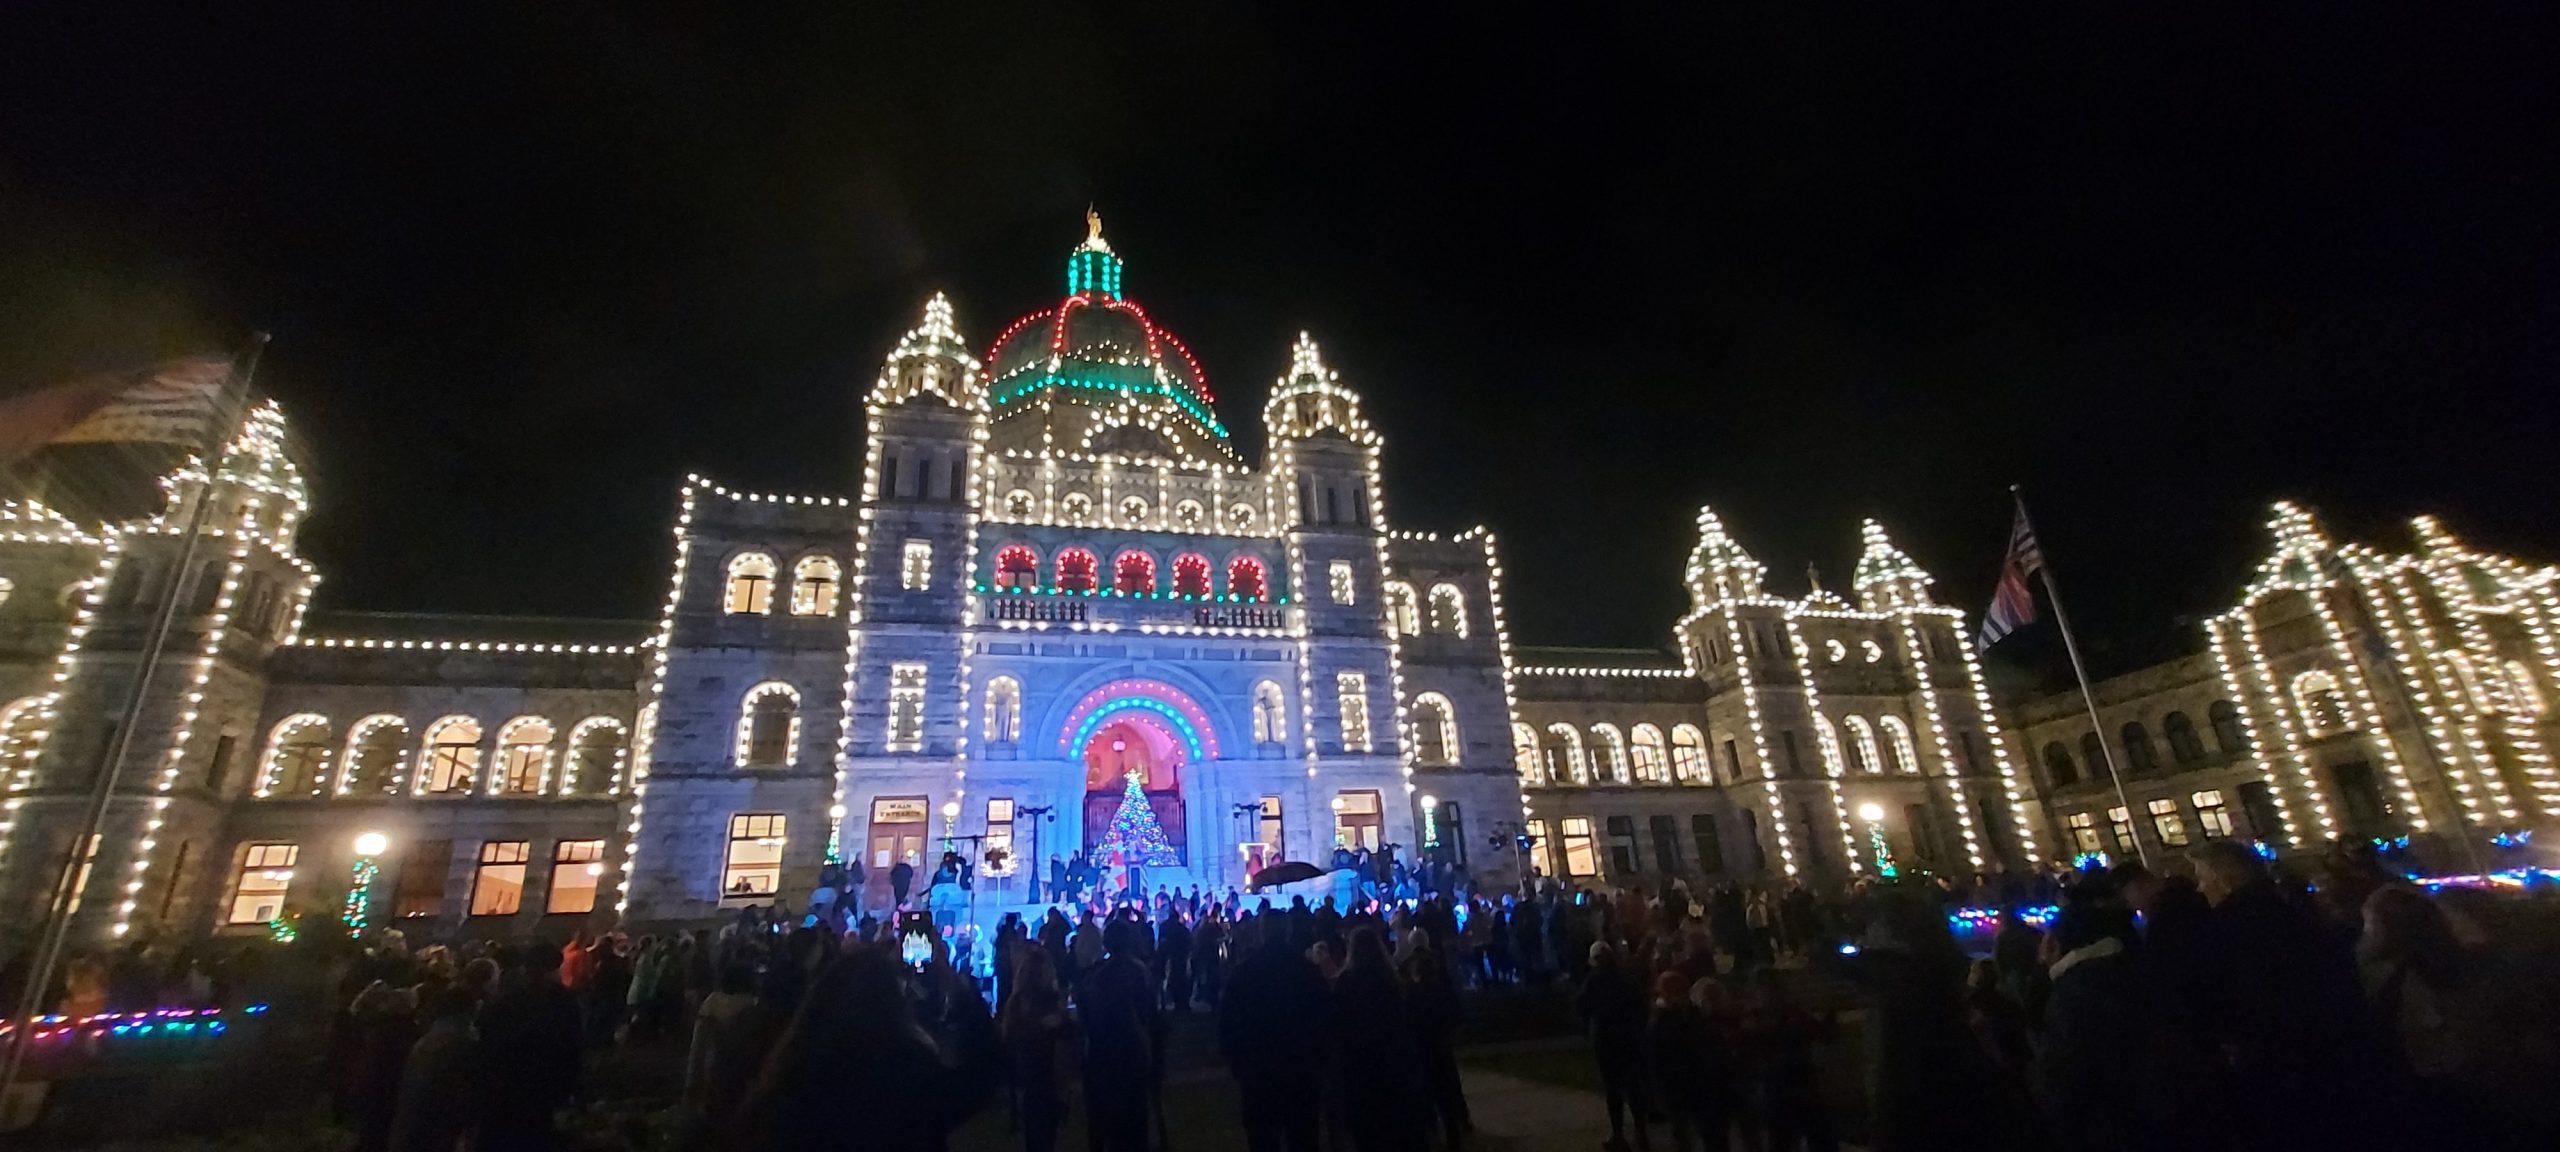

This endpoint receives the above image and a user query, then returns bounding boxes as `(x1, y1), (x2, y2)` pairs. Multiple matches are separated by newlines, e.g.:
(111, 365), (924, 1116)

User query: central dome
(983, 212), (1234, 463)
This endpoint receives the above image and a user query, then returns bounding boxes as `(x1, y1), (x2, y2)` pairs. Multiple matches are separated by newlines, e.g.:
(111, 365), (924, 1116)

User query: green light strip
(989, 371), (1228, 437)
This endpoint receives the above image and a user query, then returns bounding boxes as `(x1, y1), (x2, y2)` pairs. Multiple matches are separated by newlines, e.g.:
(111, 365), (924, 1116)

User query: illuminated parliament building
(2, 219), (2553, 940)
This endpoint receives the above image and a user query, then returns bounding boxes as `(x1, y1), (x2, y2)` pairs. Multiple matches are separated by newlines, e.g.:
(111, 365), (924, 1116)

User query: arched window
(1545, 723), (1587, 784)
(2291, 670), (2348, 736)
(1055, 548), (1098, 593)
(1589, 724), (1628, 783)
(1252, 681), (1288, 746)
(0, 697), (49, 794)
(790, 556), (841, 616)
(2443, 653), (2488, 710)
(2208, 699), (2249, 753)
(341, 715), (408, 795)
(1878, 716), (1920, 775)
(737, 682), (801, 768)
(2120, 721), (2157, 774)
(1113, 551), (1156, 595)
(256, 713), (330, 797)
(1513, 723), (1543, 782)
(2042, 741), (2080, 788)
(1812, 713), (1845, 776)
(2080, 732), (2107, 780)
(2163, 711), (2205, 764)
(1630, 724), (1668, 783)
(996, 545), (1040, 590)
(984, 677), (1022, 744)
(724, 553), (776, 615)
(1227, 557), (1267, 601)
(417, 716), (483, 795)
(1411, 693), (1458, 765)
(562, 717), (626, 796)
(1843, 716), (1885, 775)
(1428, 584), (1469, 637)
(1172, 554), (1211, 597)
(1670, 724), (1707, 783)
(1382, 581), (1421, 637)
(494, 716), (555, 795)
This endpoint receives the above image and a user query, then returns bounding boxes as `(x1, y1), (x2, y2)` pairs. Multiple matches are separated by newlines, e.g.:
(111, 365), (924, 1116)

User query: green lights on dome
(989, 370), (1228, 437)
(1067, 248), (1123, 299)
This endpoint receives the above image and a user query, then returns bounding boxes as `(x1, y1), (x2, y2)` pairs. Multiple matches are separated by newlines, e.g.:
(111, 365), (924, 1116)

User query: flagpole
(2011, 485), (2150, 867)
(0, 333), (269, 1105)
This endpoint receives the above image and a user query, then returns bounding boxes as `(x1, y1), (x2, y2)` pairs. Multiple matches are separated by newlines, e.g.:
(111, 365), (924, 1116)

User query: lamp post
(1856, 803), (1898, 878)
(344, 831), (388, 939)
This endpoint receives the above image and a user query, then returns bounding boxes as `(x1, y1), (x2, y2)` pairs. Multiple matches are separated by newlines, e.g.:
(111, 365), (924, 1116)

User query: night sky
(5, 7), (2557, 684)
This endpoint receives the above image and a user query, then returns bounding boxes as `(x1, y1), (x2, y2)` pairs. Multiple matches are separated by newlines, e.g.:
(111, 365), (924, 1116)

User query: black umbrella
(1247, 861), (1325, 891)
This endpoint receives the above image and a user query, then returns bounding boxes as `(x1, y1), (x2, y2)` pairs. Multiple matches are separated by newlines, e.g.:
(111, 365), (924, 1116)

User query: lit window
(1560, 817), (1599, 877)
(723, 814), (785, 899)
(1844, 716), (1883, 774)
(1328, 561), (1356, 605)
(737, 682), (801, 768)
(1411, 693), (1458, 765)
(996, 544), (1040, 590)
(985, 799), (1016, 872)
(1670, 725), (1707, 782)
(724, 553), (776, 615)
(258, 713), (331, 797)
(1512, 723), (1543, 782)
(0, 577), (10, 608)
(1258, 795), (1284, 849)
(2147, 798), (2190, 847)
(1630, 724), (1667, 783)
(1251, 681), (1287, 745)
(1172, 554), (1211, 597)
(795, 556), (843, 613)
(1524, 819), (1554, 875)
(1336, 672), (1371, 752)
(899, 542), (932, 592)
(1544, 723), (1586, 783)
(1113, 550), (1156, 594)
(494, 717), (554, 795)
(1332, 789), (1383, 850)
(983, 677), (1022, 744)
(1056, 549), (1098, 593)
(1428, 583), (1468, 637)
(226, 843), (297, 925)
(888, 663), (928, 752)
(1590, 724), (1628, 783)
(562, 718), (626, 796)
(1226, 556), (1267, 601)
(417, 716), (482, 795)
(2192, 790), (2235, 839)
(1382, 582), (1420, 636)
(547, 840), (605, 913)
(1878, 717), (1920, 774)
(2064, 811), (2103, 855)
(2292, 670), (2349, 736)
(2106, 806), (2137, 854)
(470, 841), (530, 916)
(62, 833), (100, 916)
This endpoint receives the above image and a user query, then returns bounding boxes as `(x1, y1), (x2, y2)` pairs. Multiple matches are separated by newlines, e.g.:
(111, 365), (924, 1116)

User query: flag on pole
(1978, 504), (2043, 650)
(0, 354), (234, 463)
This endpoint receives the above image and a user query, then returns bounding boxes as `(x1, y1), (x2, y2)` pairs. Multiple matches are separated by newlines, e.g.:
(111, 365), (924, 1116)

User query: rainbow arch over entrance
(1058, 678), (1221, 763)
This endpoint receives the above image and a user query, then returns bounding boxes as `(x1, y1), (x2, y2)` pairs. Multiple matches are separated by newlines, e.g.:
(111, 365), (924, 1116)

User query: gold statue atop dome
(1086, 205), (1104, 244)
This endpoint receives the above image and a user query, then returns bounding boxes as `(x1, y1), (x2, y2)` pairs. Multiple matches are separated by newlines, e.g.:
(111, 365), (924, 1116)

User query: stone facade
(5, 227), (2554, 946)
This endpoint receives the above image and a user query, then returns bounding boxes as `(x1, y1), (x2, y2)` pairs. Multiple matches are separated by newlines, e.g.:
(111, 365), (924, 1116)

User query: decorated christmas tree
(1097, 769), (1182, 866)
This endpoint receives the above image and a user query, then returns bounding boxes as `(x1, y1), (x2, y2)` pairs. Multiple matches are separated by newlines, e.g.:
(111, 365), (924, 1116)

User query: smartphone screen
(898, 911), (933, 969)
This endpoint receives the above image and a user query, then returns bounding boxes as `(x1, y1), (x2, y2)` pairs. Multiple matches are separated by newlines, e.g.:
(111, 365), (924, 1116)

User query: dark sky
(5, 6), (2557, 682)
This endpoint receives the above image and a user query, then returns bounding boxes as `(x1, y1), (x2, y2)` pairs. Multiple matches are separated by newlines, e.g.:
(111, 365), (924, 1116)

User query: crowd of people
(9, 837), (2559, 1152)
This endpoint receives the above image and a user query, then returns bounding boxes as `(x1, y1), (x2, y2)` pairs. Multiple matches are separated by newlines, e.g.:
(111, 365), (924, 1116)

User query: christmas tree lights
(1095, 770), (1181, 867)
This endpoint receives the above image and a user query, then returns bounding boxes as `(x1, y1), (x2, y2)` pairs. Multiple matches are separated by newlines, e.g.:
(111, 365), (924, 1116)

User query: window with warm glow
(724, 553), (776, 615)
(226, 842), (297, 925)
(1545, 723), (1586, 783)
(2192, 790), (2234, 839)
(2292, 670), (2349, 736)
(1590, 724), (1628, 782)
(1382, 582), (1420, 636)
(1630, 724), (1667, 783)
(1560, 817), (1599, 877)
(794, 555), (843, 613)
(1513, 724), (1542, 782)
(1332, 789), (1382, 850)
(1259, 795), (1284, 849)
(1670, 725), (1707, 782)
(471, 841), (530, 916)
(62, 833), (100, 916)
(888, 663), (928, 751)
(1524, 819), (1553, 875)
(2064, 811), (2103, 855)
(1335, 672), (1371, 751)
(724, 814), (785, 899)
(548, 840), (604, 914)
(496, 717), (553, 794)
(985, 798), (1015, 870)
(418, 717), (482, 794)
(997, 545), (1040, 590)
(2106, 806), (2137, 853)
(2147, 798), (2191, 847)
(262, 714), (331, 796)
(1411, 693), (1457, 764)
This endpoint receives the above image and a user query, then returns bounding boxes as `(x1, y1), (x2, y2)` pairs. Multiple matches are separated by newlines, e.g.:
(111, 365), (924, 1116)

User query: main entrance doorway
(1082, 718), (1187, 864)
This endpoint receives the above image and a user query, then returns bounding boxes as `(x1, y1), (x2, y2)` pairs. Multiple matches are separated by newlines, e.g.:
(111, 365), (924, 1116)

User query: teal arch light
(1068, 697), (1210, 762)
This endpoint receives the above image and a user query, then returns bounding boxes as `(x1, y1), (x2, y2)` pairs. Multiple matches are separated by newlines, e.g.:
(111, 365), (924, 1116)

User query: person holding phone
(739, 941), (998, 1152)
